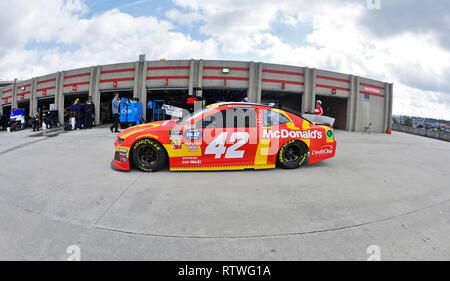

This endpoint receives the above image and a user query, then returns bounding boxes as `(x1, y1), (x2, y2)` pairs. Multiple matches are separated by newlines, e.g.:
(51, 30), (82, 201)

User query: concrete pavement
(0, 127), (449, 260)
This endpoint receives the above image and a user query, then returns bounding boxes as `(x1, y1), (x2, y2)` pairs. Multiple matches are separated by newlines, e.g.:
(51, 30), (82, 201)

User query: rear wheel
(131, 139), (167, 172)
(277, 140), (308, 169)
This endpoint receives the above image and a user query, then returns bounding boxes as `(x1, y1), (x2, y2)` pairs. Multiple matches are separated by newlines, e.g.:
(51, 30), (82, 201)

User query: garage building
(0, 59), (393, 133)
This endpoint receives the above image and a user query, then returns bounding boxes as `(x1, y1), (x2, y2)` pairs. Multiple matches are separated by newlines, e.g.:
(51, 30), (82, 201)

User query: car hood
(118, 120), (178, 139)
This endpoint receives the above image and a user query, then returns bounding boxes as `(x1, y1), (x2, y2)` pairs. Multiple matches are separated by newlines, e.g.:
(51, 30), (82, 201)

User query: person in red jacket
(314, 100), (323, 115)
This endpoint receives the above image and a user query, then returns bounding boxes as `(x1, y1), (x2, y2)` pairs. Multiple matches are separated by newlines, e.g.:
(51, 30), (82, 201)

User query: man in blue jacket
(110, 93), (120, 133)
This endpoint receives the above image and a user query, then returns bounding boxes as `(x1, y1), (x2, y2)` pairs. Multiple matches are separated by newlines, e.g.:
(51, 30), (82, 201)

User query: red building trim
(203, 76), (249, 81)
(262, 78), (304, 85)
(2, 96), (12, 103)
(3, 89), (13, 94)
(101, 68), (135, 74)
(316, 75), (349, 83)
(37, 78), (57, 84)
(100, 77), (135, 83)
(16, 91), (31, 96)
(64, 81), (90, 87)
(64, 73), (90, 79)
(37, 86), (56, 92)
(18, 83), (32, 88)
(263, 69), (304, 76)
(147, 66), (190, 71)
(204, 66), (249, 71)
(360, 82), (384, 90)
(147, 76), (190, 80)
(359, 91), (385, 98)
(316, 84), (350, 91)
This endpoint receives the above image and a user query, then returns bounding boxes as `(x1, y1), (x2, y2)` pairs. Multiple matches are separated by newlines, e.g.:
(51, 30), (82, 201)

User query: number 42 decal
(205, 132), (249, 159)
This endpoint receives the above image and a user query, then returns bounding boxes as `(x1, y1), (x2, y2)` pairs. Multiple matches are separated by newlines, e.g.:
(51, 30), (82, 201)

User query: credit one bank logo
(262, 129), (323, 139)
(311, 145), (334, 156)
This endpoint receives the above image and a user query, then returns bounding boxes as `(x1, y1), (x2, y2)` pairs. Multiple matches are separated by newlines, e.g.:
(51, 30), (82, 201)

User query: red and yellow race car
(112, 102), (336, 172)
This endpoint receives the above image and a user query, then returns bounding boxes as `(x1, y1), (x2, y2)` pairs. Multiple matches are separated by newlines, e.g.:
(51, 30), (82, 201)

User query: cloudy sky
(0, 0), (449, 119)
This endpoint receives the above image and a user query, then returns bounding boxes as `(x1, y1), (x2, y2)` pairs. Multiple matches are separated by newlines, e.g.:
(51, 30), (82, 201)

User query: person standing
(314, 100), (323, 115)
(32, 112), (40, 132)
(0, 111), (3, 131)
(85, 96), (94, 129)
(110, 93), (120, 133)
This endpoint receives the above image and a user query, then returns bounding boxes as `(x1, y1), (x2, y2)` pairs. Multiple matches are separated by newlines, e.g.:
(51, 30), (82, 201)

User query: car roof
(208, 102), (303, 118)
(208, 102), (270, 109)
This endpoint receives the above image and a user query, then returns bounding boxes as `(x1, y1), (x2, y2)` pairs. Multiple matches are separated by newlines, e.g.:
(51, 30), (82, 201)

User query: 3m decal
(172, 144), (182, 150)
(205, 132), (249, 159)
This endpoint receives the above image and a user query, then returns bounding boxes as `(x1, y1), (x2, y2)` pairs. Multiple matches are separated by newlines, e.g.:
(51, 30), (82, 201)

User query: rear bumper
(308, 140), (337, 165)
(111, 159), (130, 171)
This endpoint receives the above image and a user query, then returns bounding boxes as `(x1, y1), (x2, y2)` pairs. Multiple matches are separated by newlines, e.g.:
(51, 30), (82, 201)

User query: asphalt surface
(0, 126), (449, 260)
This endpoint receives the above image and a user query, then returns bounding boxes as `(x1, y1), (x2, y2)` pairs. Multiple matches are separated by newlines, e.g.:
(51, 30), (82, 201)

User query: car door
(259, 108), (292, 165)
(199, 107), (258, 167)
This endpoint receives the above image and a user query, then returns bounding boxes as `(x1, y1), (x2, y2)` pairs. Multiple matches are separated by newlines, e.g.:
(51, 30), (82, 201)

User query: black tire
(131, 139), (167, 172)
(277, 140), (308, 169)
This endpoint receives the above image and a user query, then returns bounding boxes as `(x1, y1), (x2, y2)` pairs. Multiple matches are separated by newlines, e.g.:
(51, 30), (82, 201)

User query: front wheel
(277, 140), (308, 169)
(131, 139), (167, 172)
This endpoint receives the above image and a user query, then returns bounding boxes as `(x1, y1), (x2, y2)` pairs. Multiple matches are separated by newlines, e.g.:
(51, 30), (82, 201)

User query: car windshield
(177, 108), (212, 127)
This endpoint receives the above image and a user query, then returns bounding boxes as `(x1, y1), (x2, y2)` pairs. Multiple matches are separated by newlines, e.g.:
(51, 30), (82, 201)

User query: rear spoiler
(301, 114), (335, 127)
(267, 107), (335, 127)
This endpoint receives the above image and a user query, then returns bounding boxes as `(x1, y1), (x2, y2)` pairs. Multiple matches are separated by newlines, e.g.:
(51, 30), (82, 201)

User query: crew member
(41, 106), (50, 129)
(243, 97), (249, 103)
(110, 93), (120, 133)
(32, 112), (40, 132)
(314, 100), (323, 115)
(85, 96), (94, 129)
(0, 111), (3, 131)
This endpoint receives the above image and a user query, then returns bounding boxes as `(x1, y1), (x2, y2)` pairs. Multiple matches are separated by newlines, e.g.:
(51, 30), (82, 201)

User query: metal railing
(392, 124), (449, 142)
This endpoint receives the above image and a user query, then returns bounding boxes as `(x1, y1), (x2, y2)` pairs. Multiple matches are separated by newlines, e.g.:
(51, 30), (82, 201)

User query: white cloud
(165, 8), (202, 25)
(393, 84), (450, 120)
(0, 0), (88, 52)
(0, 1), (218, 80)
(170, 0), (450, 119)
(0, 0), (448, 119)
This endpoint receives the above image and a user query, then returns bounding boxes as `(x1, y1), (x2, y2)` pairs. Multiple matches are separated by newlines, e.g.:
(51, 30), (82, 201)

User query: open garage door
(64, 92), (88, 123)
(100, 90), (134, 123)
(2, 104), (11, 130)
(37, 97), (55, 114)
(262, 90), (302, 116)
(17, 101), (30, 127)
(146, 88), (190, 122)
(316, 95), (348, 129)
(202, 88), (248, 105)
